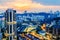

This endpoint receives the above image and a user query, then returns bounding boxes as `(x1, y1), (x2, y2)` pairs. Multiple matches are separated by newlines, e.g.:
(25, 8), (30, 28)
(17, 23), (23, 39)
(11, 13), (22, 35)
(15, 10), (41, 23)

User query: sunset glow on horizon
(0, 0), (60, 12)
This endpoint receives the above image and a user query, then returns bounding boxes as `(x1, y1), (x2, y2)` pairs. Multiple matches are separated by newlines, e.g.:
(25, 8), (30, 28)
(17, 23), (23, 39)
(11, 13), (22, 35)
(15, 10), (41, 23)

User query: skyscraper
(5, 9), (16, 40)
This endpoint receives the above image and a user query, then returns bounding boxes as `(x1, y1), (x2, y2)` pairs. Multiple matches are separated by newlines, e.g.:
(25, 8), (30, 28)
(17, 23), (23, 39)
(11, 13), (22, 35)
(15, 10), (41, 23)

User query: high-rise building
(5, 9), (16, 40)
(0, 15), (4, 40)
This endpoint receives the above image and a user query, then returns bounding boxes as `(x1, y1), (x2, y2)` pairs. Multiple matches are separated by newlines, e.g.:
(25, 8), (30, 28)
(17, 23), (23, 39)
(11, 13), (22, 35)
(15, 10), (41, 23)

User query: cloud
(0, 0), (60, 12)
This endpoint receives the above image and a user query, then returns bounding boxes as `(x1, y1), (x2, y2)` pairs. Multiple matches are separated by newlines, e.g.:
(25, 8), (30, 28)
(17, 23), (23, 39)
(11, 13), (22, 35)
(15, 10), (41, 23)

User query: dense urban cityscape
(0, 9), (60, 40)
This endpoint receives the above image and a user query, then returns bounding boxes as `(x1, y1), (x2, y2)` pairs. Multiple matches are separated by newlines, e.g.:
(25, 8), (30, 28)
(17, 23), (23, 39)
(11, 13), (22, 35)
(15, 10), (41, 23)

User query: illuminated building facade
(5, 9), (16, 40)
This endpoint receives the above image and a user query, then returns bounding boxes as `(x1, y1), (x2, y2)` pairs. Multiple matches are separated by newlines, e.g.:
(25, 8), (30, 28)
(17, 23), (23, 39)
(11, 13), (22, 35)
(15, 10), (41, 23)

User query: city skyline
(0, 6), (60, 40)
(0, 0), (60, 13)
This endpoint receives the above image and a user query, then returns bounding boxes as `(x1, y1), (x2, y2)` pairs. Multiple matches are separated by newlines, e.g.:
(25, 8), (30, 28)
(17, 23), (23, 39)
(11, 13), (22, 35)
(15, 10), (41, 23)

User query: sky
(0, 0), (60, 13)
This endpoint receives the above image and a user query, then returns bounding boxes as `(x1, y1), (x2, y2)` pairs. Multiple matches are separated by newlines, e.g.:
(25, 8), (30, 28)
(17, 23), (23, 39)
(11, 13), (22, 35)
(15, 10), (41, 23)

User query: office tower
(0, 15), (4, 40)
(5, 9), (16, 40)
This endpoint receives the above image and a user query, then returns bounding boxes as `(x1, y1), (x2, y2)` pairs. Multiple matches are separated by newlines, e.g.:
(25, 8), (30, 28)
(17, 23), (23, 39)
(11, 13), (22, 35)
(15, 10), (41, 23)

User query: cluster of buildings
(0, 9), (60, 40)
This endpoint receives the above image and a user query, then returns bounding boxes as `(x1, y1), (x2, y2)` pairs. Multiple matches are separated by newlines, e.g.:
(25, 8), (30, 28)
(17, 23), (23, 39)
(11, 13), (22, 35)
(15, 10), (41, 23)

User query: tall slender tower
(5, 9), (16, 40)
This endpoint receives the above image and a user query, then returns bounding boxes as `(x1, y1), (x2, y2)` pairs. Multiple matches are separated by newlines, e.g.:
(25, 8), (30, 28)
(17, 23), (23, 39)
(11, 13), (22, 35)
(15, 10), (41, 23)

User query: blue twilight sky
(33, 0), (60, 6)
